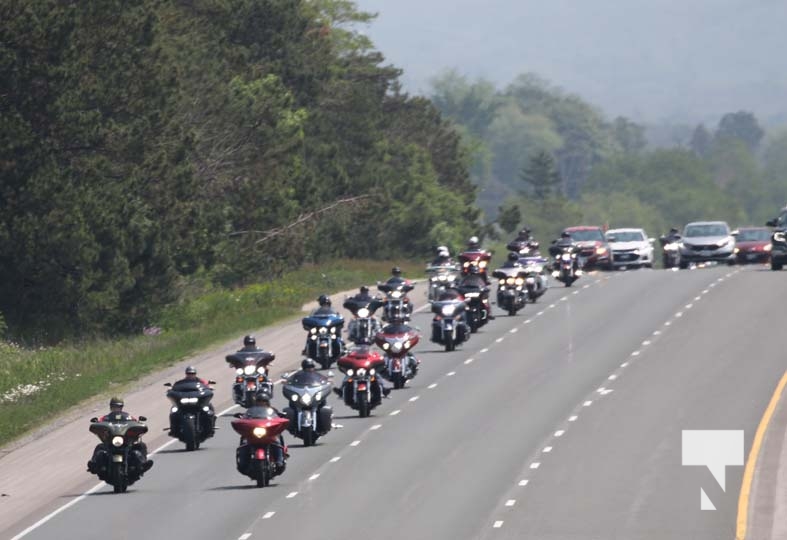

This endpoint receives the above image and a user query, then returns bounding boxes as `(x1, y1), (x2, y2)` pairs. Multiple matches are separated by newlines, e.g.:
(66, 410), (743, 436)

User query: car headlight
(112, 436), (124, 447)
(244, 365), (256, 375)
(441, 305), (456, 316)
(302, 392), (312, 405)
(357, 307), (370, 318)
(596, 247), (607, 255)
(765, 244), (773, 252)
(235, 368), (244, 375)
(252, 427), (267, 438)
(774, 232), (786, 243)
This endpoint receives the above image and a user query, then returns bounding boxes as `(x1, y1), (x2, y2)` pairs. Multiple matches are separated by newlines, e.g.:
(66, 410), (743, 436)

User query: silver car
(605, 228), (655, 268)
(678, 221), (736, 268)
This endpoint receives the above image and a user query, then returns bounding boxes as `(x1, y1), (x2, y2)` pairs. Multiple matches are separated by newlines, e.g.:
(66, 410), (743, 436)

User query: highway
(3, 265), (784, 540)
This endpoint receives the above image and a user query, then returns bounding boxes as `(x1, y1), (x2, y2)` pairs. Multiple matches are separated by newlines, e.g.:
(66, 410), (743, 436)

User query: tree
(497, 201), (522, 233)
(520, 151), (562, 200)
(690, 124), (712, 158)
(611, 117), (646, 154)
(716, 111), (764, 152)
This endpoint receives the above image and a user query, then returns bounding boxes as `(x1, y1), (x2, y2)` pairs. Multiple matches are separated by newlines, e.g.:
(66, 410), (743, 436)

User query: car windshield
(607, 231), (644, 242)
(567, 229), (604, 242)
(737, 229), (770, 242)
(684, 224), (728, 237)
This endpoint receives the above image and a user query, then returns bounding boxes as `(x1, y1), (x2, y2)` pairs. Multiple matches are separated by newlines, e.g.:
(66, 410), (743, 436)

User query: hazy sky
(355, 0), (787, 124)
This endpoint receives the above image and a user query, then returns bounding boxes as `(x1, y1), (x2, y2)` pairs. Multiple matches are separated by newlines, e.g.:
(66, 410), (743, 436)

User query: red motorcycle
(336, 346), (387, 417)
(458, 250), (492, 280)
(231, 413), (290, 487)
(374, 322), (420, 389)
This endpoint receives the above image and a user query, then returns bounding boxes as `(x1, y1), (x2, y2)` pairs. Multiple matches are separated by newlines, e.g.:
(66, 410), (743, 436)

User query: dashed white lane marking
(685, 304), (693, 309)
(480, 347), (490, 353)
(329, 456), (341, 463)
(286, 492), (298, 499)
(702, 289), (709, 294)
(495, 337), (504, 343)
(642, 340), (651, 346)
(464, 358), (474, 365)
(530, 462), (540, 469)
(408, 396), (419, 402)
(600, 389), (614, 395)
(262, 512), (276, 519)
(555, 430), (565, 437)
(560, 297), (568, 302)
(631, 351), (640, 356)
(428, 383), (438, 389)
(676, 311), (683, 317)
(447, 371), (456, 377)
(548, 304), (556, 309)
(493, 521), (504, 528)
(505, 499), (516, 507)
(572, 290), (580, 295)
(240, 534), (252, 540)
(695, 296), (702, 301)
(390, 409), (401, 416)
(664, 321), (672, 326)
(583, 284), (590, 289)
(543, 446), (553, 453)
(709, 283), (716, 288)
(370, 424), (382, 430)
(518, 479), (529, 486)
(583, 400), (593, 407)
(569, 415), (578, 422)
(621, 362), (629, 368)
(608, 374), (617, 381)
(510, 328), (518, 333)
(309, 474), (321, 480)
(597, 387), (606, 393)
(653, 330), (661, 336)
(350, 441), (361, 447)
(537, 311), (545, 316)
(524, 319), (532, 324)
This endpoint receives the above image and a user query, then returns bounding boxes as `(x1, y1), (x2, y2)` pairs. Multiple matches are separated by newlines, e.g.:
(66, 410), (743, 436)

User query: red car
(563, 226), (613, 270)
(733, 227), (772, 264)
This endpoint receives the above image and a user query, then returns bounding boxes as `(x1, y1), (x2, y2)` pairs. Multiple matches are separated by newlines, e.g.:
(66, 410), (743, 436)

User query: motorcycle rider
(87, 397), (153, 474)
(170, 366), (216, 435)
(661, 227), (682, 244)
(290, 358), (334, 429)
(549, 231), (580, 271)
(346, 286), (383, 342)
(466, 236), (482, 251)
(238, 335), (263, 353)
(237, 391), (288, 472)
(312, 294), (341, 316)
(431, 246), (454, 266)
(458, 265), (495, 320)
(501, 251), (524, 269)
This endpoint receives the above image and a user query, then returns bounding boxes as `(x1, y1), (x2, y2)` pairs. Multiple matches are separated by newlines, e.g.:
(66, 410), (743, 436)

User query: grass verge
(0, 259), (421, 447)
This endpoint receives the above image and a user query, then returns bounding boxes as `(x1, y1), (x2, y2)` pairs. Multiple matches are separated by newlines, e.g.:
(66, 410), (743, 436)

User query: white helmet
(437, 245), (449, 257)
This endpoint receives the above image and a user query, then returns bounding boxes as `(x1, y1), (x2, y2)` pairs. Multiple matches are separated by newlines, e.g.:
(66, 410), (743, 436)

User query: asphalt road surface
(4, 265), (784, 540)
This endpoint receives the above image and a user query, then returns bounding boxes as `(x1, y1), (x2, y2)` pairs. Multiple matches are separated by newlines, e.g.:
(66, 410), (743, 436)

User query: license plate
(112, 455), (123, 463)
(700, 250), (712, 256)
(746, 253), (757, 260)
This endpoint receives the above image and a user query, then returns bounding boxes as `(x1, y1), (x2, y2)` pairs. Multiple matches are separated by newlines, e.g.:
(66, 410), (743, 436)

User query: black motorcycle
(430, 297), (469, 351)
(165, 379), (216, 451)
(377, 281), (415, 322)
(457, 284), (490, 332)
(88, 416), (149, 493)
(226, 351), (275, 408)
(343, 297), (385, 345)
(553, 248), (580, 287)
(281, 370), (333, 447)
(493, 268), (528, 316)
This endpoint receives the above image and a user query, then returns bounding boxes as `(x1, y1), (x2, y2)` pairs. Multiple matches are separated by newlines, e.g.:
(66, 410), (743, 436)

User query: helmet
(467, 236), (480, 249)
(254, 391), (271, 404)
(508, 252), (520, 262)
(520, 227), (531, 236)
(391, 266), (402, 276)
(561, 231), (571, 239)
(670, 227), (679, 234)
(301, 358), (316, 370)
(318, 294), (329, 306)
(185, 365), (197, 375)
(437, 246), (450, 257)
(109, 396), (124, 409)
(243, 335), (256, 348)
(360, 285), (369, 295)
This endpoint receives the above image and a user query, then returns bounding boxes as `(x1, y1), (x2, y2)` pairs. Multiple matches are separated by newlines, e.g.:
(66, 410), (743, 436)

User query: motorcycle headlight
(441, 305), (456, 316)
(561, 253), (571, 261)
(180, 397), (198, 404)
(498, 279), (505, 285)
(302, 392), (312, 405)
(290, 393), (300, 402)
(235, 368), (244, 375)
(330, 327), (336, 334)
(319, 327), (327, 334)
(463, 262), (469, 268)
(244, 365), (256, 375)
(369, 368), (376, 375)
(392, 342), (403, 352)
(403, 340), (412, 349)
(252, 427), (267, 438)
(765, 244), (773, 252)
(315, 391), (322, 401)
(664, 243), (678, 251)
(479, 260), (487, 268)
(438, 274), (447, 281)
(112, 436), (124, 447)
(515, 277), (524, 285)
(382, 342), (390, 350)
(257, 366), (266, 374)
(391, 291), (402, 299)
(357, 308), (370, 318)
(532, 265), (543, 273)
(506, 277), (515, 285)
(347, 369), (354, 376)
(202, 406), (210, 412)
(733, 247), (740, 254)
(357, 368), (366, 377)
(310, 328), (317, 335)
(526, 277), (535, 284)
(171, 406), (178, 413)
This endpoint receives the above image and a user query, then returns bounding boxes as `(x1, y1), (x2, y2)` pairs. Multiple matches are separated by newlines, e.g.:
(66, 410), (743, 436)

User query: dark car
(766, 207), (787, 270)
(563, 226), (613, 270)
(733, 227), (771, 264)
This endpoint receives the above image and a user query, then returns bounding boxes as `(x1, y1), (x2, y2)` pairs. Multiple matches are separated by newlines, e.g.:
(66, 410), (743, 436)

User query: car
(766, 207), (787, 270)
(563, 226), (613, 270)
(732, 227), (771, 264)
(605, 228), (655, 269)
(678, 221), (736, 268)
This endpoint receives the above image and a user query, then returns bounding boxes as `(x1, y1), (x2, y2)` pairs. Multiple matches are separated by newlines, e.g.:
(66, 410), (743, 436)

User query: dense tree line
(0, 0), (478, 338)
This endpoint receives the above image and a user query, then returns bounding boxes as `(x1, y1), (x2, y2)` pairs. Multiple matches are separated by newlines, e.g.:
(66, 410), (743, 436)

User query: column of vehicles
(84, 213), (786, 492)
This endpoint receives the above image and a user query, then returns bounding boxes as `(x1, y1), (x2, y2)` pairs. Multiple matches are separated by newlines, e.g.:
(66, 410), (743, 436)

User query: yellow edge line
(737, 369), (787, 540)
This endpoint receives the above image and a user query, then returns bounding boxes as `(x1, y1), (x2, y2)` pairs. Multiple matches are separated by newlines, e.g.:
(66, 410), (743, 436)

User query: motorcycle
(88, 416), (149, 493)
(430, 297), (469, 351)
(425, 264), (459, 301)
(336, 346), (387, 417)
(458, 250), (492, 280)
(506, 239), (541, 257)
(659, 235), (682, 268)
(225, 350), (275, 408)
(492, 267), (528, 316)
(457, 283), (490, 332)
(375, 322), (420, 389)
(520, 256), (549, 302)
(302, 312), (345, 369)
(552, 249), (580, 287)
(343, 296), (385, 345)
(231, 411), (290, 487)
(281, 370), (333, 447)
(164, 379), (216, 451)
(377, 281), (415, 322)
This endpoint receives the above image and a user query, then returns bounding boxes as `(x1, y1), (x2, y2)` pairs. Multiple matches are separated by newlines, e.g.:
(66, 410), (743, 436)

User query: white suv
(605, 228), (655, 269)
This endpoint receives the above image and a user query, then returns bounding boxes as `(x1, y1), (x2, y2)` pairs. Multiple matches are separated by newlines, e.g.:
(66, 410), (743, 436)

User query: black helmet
(301, 358), (316, 370)
(508, 252), (520, 262)
(109, 396), (124, 409)
(519, 227), (531, 236)
(360, 285), (369, 295)
(391, 266), (402, 276)
(185, 365), (197, 375)
(669, 227), (679, 234)
(318, 294), (329, 306)
(243, 335), (256, 348)
(254, 391), (271, 404)
(561, 231), (571, 239)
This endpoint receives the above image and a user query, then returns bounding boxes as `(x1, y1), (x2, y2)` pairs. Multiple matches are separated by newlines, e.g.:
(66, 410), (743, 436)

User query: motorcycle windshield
(286, 371), (329, 388)
(302, 314), (344, 330)
(90, 420), (148, 440)
(225, 351), (275, 369)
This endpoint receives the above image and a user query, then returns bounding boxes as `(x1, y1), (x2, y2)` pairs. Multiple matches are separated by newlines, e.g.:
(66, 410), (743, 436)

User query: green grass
(0, 259), (422, 447)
